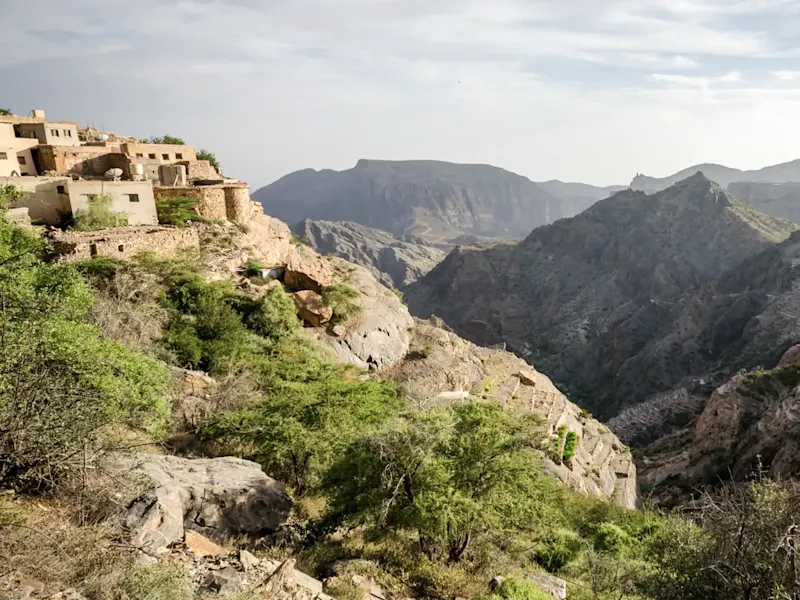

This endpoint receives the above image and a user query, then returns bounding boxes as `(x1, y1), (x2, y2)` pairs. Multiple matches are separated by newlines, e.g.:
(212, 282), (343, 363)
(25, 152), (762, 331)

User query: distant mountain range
(406, 173), (799, 421)
(631, 159), (800, 192)
(253, 160), (619, 245)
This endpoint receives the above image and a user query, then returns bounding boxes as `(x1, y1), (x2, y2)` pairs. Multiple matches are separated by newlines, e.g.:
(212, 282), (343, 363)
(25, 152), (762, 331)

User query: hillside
(537, 180), (627, 208)
(728, 181), (800, 224)
(253, 159), (569, 244)
(407, 173), (799, 420)
(293, 219), (446, 288)
(631, 158), (800, 192)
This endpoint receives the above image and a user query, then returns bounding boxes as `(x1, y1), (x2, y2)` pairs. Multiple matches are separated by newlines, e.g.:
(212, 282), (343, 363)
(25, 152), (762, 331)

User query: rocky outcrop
(254, 159), (572, 245)
(385, 318), (638, 508)
(119, 455), (292, 552)
(631, 158), (800, 193)
(314, 259), (414, 370)
(407, 174), (799, 420)
(293, 290), (333, 327)
(293, 219), (446, 288)
(285, 244), (334, 293)
(728, 181), (800, 224)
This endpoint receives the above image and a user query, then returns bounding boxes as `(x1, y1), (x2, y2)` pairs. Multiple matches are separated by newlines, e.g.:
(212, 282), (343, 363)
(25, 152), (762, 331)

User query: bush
(563, 431), (579, 462)
(155, 195), (202, 226)
(245, 258), (266, 277)
(72, 194), (128, 230)
(483, 577), (552, 600)
(244, 286), (299, 340)
(322, 284), (361, 324)
(321, 401), (558, 563)
(534, 529), (583, 571)
(593, 522), (631, 554)
(110, 564), (191, 600)
(553, 424), (568, 461)
(146, 135), (185, 145)
(197, 149), (221, 173)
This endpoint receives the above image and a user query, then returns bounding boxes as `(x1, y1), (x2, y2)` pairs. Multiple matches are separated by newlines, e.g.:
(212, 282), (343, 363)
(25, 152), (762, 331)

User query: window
(136, 153), (144, 158)
(175, 153), (183, 160)
(14, 130), (21, 138)
(85, 194), (97, 201)
(128, 193), (140, 203)
(0, 152), (7, 160)
(148, 153), (156, 159)
(18, 156), (26, 165)
(162, 153), (169, 160)
(56, 185), (66, 194)
(66, 130), (73, 137)
(90, 244), (98, 257)
(51, 129), (60, 137)
(118, 245), (124, 252)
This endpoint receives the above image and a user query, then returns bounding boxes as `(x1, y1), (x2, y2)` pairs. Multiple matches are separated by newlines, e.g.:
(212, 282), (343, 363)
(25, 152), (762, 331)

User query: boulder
(204, 566), (242, 594)
(778, 344), (800, 367)
(169, 367), (219, 428)
(292, 290), (333, 327)
(285, 245), (334, 292)
(257, 559), (318, 600)
(240, 549), (260, 573)
(185, 530), (228, 557)
(120, 455), (292, 552)
(523, 572), (567, 600)
(320, 260), (414, 370)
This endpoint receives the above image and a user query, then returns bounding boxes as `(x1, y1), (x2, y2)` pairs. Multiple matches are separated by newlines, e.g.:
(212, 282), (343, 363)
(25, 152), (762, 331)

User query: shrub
(146, 135), (185, 145)
(553, 424), (568, 461)
(322, 284), (361, 324)
(0, 183), (24, 209)
(73, 193), (128, 230)
(593, 522), (631, 554)
(321, 401), (559, 563)
(534, 529), (583, 571)
(419, 343), (434, 359)
(563, 431), (579, 462)
(245, 258), (266, 277)
(483, 577), (552, 600)
(197, 149), (221, 173)
(243, 286), (299, 340)
(155, 195), (202, 226)
(110, 564), (191, 600)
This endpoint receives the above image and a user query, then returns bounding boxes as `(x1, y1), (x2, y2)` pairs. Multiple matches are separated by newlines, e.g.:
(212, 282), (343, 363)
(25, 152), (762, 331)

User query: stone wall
(155, 185), (227, 221)
(155, 184), (254, 224)
(122, 143), (197, 162)
(34, 144), (126, 177)
(180, 160), (219, 181)
(49, 226), (200, 262)
(224, 185), (253, 223)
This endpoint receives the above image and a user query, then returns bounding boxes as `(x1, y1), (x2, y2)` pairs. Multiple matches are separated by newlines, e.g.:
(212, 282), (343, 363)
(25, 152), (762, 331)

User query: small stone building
(154, 182), (256, 224)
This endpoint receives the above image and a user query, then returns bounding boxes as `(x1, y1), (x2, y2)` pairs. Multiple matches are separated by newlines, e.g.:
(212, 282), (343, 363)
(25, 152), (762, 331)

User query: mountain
(631, 159), (800, 192)
(254, 159), (577, 245)
(537, 180), (627, 206)
(728, 182), (800, 224)
(406, 173), (799, 421)
(292, 219), (446, 288)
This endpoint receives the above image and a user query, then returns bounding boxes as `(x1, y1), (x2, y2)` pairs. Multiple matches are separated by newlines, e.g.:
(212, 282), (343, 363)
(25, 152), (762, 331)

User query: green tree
(155, 195), (202, 227)
(72, 194), (128, 230)
(322, 284), (361, 324)
(0, 109), (12, 116)
(322, 401), (562, 563)
(563, 431), (579, 462)
(197, 149), (221, 174)
(482, 577), (552, 600)
(146, 135), (185, 145)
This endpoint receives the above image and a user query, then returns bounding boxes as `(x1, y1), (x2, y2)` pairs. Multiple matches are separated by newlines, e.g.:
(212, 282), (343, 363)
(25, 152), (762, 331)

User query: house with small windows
(3, 176), (158, 226)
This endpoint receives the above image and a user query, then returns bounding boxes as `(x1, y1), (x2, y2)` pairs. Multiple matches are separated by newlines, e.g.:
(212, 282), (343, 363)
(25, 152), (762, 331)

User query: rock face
(254, 159), (572, 245)
(638, 346), (800, 503)
(536, 180), (626, 212)
(728, 181), (800, 224)
(631, 158), (800, 193)
(384, 318), (638, 508)
(407, 174), (799, 420)
(314, 258), (415, 370)
(120, 455), (292, 551)
(293, 290), (333, 327)
(293, 219), (446, 288)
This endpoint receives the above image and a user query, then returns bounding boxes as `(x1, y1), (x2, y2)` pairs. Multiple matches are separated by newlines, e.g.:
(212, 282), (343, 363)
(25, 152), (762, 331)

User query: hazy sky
(2, 0), (800, 188)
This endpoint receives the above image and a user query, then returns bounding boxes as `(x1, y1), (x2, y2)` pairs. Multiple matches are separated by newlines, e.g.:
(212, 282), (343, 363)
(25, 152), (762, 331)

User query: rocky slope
(253, 159), (570, 244)
(406, 173), (799, 420)
(537, 180), (627, 210)
(631, 158), (800, 192)
(293, 219), (446, 288)
(728, 181), (800, 224)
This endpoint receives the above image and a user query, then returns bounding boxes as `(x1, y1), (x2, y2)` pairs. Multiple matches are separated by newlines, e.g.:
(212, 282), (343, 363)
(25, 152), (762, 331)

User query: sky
(2, 0), (800, 189)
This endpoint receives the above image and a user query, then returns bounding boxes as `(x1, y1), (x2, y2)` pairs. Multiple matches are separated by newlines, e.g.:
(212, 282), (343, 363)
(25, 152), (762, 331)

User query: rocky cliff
(728, 181), (800, 224)
(407, 174), (799, 420)
(293, 219), (446, 288)
(631, 158), (800, 193)
(253, 159), (570, 244)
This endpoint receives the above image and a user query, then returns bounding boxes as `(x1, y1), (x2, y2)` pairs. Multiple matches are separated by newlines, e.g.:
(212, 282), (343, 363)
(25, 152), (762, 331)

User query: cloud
(1, 0), (800, 188)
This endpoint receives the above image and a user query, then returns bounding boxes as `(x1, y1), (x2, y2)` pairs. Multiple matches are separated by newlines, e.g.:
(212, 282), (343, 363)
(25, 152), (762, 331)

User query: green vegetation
(322, 283), (361, 324)
(155, 194), (203, 226)
(197, 148), (221, 173)
(3, 180), (800, 599)
(0, 108), (12, 116)
(563, 431), (579, 462)
(72, 193), (129, 230)
(146, 134), (185, 145)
